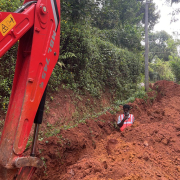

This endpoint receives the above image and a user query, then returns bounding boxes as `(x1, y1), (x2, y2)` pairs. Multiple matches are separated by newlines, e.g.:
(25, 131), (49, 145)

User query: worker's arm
(117, 115), (128, 128)
(133, 116), (135, 123)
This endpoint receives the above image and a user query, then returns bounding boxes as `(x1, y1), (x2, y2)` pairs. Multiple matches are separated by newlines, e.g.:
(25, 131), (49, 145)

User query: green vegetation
(50, 0), (159, 100)
(114, 86), (147, 106)
(0, 0), (160, 112)
(170, 56), (180, 83)
(0, 0), (22, 112)
(149, 58), (175, 82)
(0, 0), (21, 12)
(148, 30), (180, 83)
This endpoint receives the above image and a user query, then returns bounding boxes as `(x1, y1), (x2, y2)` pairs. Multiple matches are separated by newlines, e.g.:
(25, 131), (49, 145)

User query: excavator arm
(0, 0), (60, 179)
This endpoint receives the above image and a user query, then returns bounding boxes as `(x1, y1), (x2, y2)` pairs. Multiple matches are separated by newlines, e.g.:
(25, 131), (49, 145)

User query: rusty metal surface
(14, 157), (43, 168)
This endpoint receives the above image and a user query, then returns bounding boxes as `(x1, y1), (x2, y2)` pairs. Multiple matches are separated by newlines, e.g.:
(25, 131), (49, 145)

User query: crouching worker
(117, 104), (135, 131)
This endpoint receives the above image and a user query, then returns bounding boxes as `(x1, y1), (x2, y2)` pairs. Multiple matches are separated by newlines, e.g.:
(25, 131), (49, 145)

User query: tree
(166, 0), (180, 4)
(149, 58), (174, 81)
(164, 0), (180, 24)
(148, 30), (180, 82)
(170, 58), (180, 82)
(149, 31), (180, 62)
(93, 0), (159, 30)
(61, 0), (98, 23)
(169, 51), (180, 82)
(138, 1), (160, 31)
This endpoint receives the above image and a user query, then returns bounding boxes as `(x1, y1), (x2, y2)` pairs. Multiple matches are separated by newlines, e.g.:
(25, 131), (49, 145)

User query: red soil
(1, 80), (180, 180)
(29, 80), (180, 180)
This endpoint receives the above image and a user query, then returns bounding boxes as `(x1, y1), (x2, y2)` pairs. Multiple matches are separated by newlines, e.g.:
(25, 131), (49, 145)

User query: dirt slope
(30, 80), (180, 180)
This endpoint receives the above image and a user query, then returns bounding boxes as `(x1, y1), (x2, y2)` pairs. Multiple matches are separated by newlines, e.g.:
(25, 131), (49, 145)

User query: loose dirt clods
(28, 80), (180, 179)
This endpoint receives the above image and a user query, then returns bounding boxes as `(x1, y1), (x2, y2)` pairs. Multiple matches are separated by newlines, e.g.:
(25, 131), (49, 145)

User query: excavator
(0, 0), (60, 179)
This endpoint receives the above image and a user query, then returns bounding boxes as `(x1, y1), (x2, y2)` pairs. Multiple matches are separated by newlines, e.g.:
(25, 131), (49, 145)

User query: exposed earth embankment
(30, 80), (180, 180)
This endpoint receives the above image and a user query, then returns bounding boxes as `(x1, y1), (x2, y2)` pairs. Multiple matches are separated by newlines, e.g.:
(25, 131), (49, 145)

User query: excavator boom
(0, 0), (60, 179)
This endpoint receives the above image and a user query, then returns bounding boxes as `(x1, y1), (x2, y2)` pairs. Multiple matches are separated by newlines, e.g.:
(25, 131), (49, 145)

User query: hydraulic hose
(14, 1), (37, 13)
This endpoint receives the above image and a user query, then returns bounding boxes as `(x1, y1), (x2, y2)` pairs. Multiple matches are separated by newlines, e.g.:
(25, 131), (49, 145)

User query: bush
(170, 59), (180, 83)
(114, 87), (146, 106)
(0, 4), (144, 111)
(50, 21), (143, 99)
(149, 58), (174, 82)
(0, 0), (21, 12)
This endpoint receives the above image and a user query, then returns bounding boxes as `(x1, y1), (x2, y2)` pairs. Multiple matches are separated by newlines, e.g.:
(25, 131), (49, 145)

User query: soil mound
(31, 80), (180, 180)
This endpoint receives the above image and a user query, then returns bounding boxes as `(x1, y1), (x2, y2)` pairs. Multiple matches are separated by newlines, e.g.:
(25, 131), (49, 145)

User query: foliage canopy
(0, 0), (160, 111)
